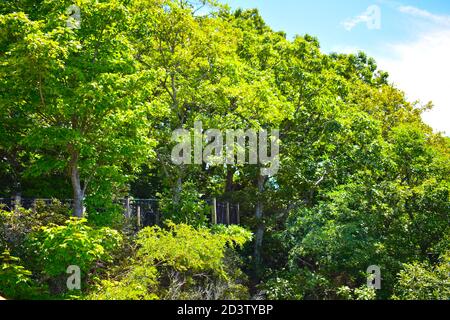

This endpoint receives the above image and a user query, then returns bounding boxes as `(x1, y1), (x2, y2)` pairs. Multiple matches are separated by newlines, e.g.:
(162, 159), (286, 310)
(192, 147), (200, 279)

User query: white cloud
(342, 5), (382, 31)
(338, 4), (449, 134)
(398, 5), (450, 26)
(376, 27), (450, 135)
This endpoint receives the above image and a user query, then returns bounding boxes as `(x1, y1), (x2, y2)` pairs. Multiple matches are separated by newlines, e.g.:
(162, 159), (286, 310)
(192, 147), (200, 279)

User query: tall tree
(0, 1), (157, 217)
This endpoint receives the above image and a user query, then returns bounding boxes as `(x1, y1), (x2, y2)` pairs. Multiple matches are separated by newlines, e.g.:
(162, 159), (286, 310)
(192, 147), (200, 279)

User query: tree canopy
(0, 0), (448, 300)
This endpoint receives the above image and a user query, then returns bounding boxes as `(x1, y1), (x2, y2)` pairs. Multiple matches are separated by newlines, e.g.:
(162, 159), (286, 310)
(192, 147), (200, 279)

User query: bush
(392, 252), (450, 300)
(0, 250), (35, 299)
(337, 286), (376, 300)
(136, 223), (250, 274)
(84, 196), (126, 228)
(87, 264), (160, 300)
(0, 200), (69, 256)
(158, 182), (210, 227)
(87, 222), (252, 300)
(264, 268), (330, 300)
(29, 218), (123, 278)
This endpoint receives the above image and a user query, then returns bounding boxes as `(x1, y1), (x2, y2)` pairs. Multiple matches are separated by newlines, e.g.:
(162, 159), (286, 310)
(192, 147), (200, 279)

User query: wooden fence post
(14, 194), (21, 213)
(236, 203), (240, 225)
(125, 197), (131, 219)
(226, 202), (230, 225)
(155, 209), (160, 226)
(137, 205), (141, 228)
(211, 198), (217, 225)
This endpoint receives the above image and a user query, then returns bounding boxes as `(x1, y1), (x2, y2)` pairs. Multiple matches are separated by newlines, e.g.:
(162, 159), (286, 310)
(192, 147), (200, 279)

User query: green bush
(392, 252), (450, 300)
(0, 200), (69, 256)
(136, 222), (250, 274)
(87, 264), (160, 300)
(337, 286), (376, 300)
(0, 250), (35, 299)
(87, 222), (252, 300)
(85, 196), (126, 228)
(29, 218), (123, 277)
(264, 268), (330, 300)
(158, 182), (210, 227)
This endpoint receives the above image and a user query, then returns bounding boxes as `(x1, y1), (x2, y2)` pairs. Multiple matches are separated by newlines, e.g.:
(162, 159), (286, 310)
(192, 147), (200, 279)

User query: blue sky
(224, 0), (450, 135)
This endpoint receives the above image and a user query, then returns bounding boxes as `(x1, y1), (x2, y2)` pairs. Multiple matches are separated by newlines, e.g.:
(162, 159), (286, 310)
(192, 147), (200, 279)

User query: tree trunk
(70, 150), (84, 218)
(225, 167), (234, 193)
(174, 176), (182, 204)
(254, 171), (265, 271)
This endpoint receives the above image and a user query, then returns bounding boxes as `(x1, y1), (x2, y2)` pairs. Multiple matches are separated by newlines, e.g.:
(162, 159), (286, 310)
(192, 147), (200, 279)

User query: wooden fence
(121, 197), (159, 228)
(208, 198), (240, 226)
(0, 196), (240, 228)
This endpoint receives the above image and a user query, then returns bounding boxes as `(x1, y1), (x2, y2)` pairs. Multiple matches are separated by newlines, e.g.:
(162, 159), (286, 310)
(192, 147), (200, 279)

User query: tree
(0, 1), (157, 217)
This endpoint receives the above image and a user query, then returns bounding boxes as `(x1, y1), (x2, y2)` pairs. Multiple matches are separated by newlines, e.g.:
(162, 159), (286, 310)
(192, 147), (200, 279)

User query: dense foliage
(0, 0), (448, 300)
(88, 222), (252, 300)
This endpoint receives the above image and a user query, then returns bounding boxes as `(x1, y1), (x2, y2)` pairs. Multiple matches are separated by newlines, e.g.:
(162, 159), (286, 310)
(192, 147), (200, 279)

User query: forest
(0, 0), (449, 301)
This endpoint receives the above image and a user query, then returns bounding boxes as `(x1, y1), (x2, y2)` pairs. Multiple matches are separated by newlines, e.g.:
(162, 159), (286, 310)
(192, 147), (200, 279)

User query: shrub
(0, 250), (35, 299)
(33, 199), (72, 224)
(0, 200), (69, 255)
(337, 286), (376, 300)
(86, 264), (160, 300)
(392, 252), (450, 300)
(29, 218), (123, 278)
(264, 268), (330, 300)
(136, 222), (250, 274)
(84, 196), (126, 228)
(87, 222), (252, 300)
(158, 182), (210, 227)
